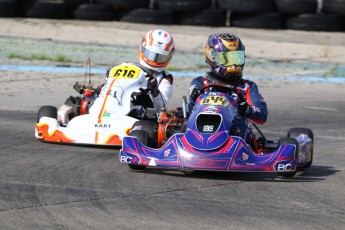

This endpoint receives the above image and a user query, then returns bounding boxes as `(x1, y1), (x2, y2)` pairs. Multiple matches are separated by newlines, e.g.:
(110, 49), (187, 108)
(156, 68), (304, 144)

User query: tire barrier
(0, 0), (16, 17)
(26, 0), (68, 19)
(121, 8), (174, 25)
(322, 0), (345, 14)
(15, 0), (37, 17)
(0, 0), (343, 32)
(231, 12), (283, 29)
(155, 0), (212, 11)
(175, 9), (226, 26)
(74, 3), (114, 21)
(97, 0), (150, 10)
(285, 13), (343, 31)
(217, 0), (275, 13)
(275, 0), (318, 14)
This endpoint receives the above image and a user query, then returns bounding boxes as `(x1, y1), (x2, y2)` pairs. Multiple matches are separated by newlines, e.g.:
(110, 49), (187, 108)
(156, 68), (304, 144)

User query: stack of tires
(218, 0), (344, 31)
(275, 0), (344, 31)
(0, 0), (344, 32)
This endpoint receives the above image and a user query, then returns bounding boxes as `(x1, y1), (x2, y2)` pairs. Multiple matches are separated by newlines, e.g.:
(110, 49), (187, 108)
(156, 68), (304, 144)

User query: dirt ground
(1, 18), (345, 63)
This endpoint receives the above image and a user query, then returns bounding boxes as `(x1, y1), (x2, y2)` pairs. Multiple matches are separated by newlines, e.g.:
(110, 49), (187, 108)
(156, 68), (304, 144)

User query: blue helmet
(205, 33), (245, 84)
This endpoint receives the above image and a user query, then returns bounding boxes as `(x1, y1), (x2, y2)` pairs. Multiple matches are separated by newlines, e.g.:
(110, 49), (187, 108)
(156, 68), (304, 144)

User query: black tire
(231, 12), (283, 29)
(180, 121), (187, 133)
(97, 0), (150, 9)
(275, 0), (318, 14)
(322, 0), (345, 15)
(276, 137), (298, 178)
(37, 105), (57, 122)
(73, 3), (114, 21)
(120, 8), (174, 24)
(155, 0), (212, 11)
(16, 0), (37, 16)
(26, 0), (68, 19)
(0, 0), (16, 17)
(285, 13), (344, 31)
(64, 0), (89, 5)
(175, 9), (226, 26)
(216, 0), (275, 13)
(128, 130), (148, 170)
(287, 128), (314, 169)
(64, 0), (89, 18)
(131, 120), (157, 147)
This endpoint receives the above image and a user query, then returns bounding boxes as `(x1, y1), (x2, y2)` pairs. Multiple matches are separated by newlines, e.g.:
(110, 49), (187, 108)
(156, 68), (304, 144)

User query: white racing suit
(90, 63), (173, 115)
(58, 62), (173, 125)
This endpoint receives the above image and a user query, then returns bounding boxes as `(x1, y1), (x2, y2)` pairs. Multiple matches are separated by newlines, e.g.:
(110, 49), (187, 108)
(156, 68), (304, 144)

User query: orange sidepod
(104, 134), (122, 145)
(36, 123), (73, 143)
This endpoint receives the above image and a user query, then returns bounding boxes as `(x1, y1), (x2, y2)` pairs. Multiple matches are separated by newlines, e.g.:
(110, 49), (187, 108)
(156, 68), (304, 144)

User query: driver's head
(139, 29), (175, 72)
(205, 33), (245, 85)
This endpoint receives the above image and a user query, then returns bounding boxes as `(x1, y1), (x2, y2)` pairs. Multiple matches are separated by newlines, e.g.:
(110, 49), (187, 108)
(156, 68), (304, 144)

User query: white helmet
(139, 29), (175, 72)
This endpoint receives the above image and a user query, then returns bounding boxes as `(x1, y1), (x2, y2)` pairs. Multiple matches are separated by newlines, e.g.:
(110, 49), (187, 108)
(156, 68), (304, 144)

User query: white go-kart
(35, 63), (153, 146)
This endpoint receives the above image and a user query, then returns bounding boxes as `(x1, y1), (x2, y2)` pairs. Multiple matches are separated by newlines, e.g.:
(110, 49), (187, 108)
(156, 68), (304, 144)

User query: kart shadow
(134, 165), (338, 182)
(38, 140), (122, 150)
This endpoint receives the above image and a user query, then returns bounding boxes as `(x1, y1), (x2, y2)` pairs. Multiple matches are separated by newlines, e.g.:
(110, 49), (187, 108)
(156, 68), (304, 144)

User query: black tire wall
(2, 0), (344, 32)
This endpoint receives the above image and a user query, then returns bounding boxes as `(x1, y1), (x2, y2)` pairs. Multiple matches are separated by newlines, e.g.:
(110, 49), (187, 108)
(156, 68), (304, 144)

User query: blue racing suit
(188, 72), (268, 144)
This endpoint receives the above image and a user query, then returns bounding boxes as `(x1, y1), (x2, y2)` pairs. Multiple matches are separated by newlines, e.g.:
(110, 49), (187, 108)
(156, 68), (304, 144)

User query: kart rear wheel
(276, 137), (298, 178)
(37, 105), (57, 122)
(127, 130), (149, 170)
(288, 128), (314, 169)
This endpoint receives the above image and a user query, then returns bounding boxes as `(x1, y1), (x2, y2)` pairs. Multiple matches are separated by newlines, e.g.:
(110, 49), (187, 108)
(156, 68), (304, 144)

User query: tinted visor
(212, 50), (245, 66)
(140, 46), (173, 64)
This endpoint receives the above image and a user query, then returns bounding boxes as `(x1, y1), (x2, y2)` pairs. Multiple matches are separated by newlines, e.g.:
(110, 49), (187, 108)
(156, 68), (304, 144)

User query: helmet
(139, 29), (175, 72)
(205, 33), (245, 84)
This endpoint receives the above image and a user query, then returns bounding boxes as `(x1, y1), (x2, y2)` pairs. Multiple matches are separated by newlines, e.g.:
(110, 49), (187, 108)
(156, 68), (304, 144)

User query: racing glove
(238, 100), (249, 117)
(106, 67), (111, 79)
(190, 87), (201, 101)
(147, 77), (160, 97)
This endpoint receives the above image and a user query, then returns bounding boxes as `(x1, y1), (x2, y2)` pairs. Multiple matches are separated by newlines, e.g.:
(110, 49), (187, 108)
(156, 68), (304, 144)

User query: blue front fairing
(120, 91), (297, 172)
(120, 134), (297, 172)
(184, 93), (237, 150)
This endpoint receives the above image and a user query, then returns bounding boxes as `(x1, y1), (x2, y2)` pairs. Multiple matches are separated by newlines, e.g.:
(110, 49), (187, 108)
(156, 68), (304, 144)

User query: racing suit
(188, 72), (268, 144)
(90, 62), (173, 115)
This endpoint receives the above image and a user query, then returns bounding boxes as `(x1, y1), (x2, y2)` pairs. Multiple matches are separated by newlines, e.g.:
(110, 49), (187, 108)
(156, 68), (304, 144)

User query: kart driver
(58, 29), (175, 124)
(104, 29), (175, 112)
(188, 32), (268, 145)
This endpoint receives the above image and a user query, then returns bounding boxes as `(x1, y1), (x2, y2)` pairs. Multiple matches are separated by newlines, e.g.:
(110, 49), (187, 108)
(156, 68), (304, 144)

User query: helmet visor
(140, 46), (173, 64)
(212, 50), (245, 66)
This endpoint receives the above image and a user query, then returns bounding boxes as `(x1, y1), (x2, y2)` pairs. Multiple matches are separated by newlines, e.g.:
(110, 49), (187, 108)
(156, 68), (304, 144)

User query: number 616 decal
(109, 64), (141, 79)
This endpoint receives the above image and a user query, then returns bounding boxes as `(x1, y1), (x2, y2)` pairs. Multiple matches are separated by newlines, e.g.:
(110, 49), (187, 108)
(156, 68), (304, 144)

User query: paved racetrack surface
(0, 19), (345, 229)
(1, 76), (345, 229)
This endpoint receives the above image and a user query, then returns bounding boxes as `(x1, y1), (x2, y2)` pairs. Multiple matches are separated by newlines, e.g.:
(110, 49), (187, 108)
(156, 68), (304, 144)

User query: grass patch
(166, 64), (208, 72)
(194, 63), (208, 69)
(166, 66), (185, 71)
(7, 53), (74, 62)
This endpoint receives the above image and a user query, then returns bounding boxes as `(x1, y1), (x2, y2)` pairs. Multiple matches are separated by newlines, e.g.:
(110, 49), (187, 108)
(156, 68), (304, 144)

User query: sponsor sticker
(102, 112), (110, 119)
(95, 124), (111, 128)
(164, 149), (171, 158)
(203, 125), (214, 132)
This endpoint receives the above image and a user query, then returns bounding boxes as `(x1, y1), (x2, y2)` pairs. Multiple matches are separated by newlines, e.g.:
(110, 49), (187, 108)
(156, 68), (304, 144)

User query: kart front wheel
(37, 105), (57, 122)
(288, 128), (314, 169)
(131, 120), (157, 147)
(128, 164), (146, 170)
(127, 130), (149, 170)
(276, 137), (298, 178)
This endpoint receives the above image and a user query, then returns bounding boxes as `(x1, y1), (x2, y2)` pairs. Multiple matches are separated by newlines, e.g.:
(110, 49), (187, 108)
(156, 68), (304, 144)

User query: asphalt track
(0, 75), (345, 229)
